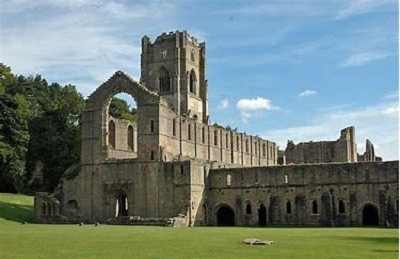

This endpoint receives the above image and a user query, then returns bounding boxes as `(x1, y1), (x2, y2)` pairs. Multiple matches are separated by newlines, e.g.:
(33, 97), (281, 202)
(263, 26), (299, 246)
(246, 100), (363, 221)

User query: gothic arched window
(286, 200), (292, 215)
(311, 200), (318, 214)
(338, 199), (345, 214)
(159, 67), (171, 92)
(189, 70), (196, 94)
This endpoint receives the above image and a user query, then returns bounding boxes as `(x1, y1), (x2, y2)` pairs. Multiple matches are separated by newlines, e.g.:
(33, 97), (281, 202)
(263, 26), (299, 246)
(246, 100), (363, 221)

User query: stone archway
(362, 204), (379, 226)
(114, 190), (129, 217)
(216, 205), (235, 226)
(258, 204), (267, 226)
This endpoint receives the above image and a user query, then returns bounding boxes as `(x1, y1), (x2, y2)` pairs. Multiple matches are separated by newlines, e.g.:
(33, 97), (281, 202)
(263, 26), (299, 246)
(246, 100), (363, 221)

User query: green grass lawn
(0, 193), (398, 259)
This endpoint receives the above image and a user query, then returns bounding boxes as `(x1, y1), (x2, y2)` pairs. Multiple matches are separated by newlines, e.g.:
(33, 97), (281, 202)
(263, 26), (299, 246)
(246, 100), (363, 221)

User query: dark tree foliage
(109, 97), (137, 122)
(1, 63), (85, 192)
(0, 94), (30, 192)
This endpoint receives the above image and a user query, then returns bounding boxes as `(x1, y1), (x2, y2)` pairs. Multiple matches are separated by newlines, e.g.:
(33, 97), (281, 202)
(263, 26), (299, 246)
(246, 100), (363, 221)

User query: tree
(109, 97), (137, 122)
(0, 94), (30, 192)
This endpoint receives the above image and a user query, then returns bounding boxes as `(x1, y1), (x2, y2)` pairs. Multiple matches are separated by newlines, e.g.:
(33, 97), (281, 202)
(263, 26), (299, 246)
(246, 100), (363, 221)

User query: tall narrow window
(214, 130), (218, 146)
(227, 174), (231, 187)
(202, 127), (205, 143)
(286, 201), (292, 215)
(189, 70), (196, 94)
(255, 142), (258, 155)
(338, 199), (345, 214)
(246, 139), (249, 152)
(150, 120), (154, 132)
(311, 200), (318, 214)
(172, 119), (176, 136)
(246, 203), (252, 214)
(150, 151), (154, 160)
(237, 136), (240, 151)
(159, 67), (171, 92)
(263, 144), (266, 157)
(127, 125), (134, 151)
(188, 124), (191, 140)
(108, 121), (116, 148)
(226, 133), (229, 148)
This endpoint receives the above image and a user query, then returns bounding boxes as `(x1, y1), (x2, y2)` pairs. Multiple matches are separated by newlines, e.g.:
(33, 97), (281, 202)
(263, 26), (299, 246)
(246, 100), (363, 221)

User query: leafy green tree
(109, 97), (137, 122)
(0, 94), (30, 192)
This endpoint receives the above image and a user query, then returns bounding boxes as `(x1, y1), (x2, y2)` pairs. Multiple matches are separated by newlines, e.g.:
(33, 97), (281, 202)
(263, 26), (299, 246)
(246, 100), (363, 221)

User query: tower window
(214, 130), (218, 146)
(227, 174), (231, 187)
(150, 120), (154, 132)
(189, 70), (196, 94)
(191, 51), (195, 62)
(263, 144), (266, 157)
(188, 124), (191, 140)
(237, 136), (240, 151)
(161, 50), (167, 60)
(150, 151), (154, 160)
(245, 139), (249, 152)
(202, 127), (205, 143)
(159, 67), (171, 92)
(226, 133), (229, 148)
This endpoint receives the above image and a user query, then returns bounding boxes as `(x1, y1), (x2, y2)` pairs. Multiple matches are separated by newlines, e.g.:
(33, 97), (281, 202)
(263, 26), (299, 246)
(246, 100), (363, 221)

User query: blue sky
(0, 0), (398, 160)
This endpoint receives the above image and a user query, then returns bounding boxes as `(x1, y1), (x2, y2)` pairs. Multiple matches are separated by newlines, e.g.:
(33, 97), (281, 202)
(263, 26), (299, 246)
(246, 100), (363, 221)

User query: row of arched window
(158, 67), (197, 94)
(241, 199), (347, 216)
(175, 121), (273, 158)
(108, 121), (135, 151)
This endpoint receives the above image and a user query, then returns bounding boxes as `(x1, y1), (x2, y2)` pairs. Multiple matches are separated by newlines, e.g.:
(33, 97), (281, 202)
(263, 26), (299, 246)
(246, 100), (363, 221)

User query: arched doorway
(362, 204), (379, 226)
(216, 206), (235, 226)
(115, 191), (129, 217)
(258, 204), (267, 226)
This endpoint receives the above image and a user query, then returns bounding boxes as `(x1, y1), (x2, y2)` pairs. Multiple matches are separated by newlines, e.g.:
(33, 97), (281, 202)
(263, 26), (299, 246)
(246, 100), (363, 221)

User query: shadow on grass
(341, 236), (399, 245)
(0, 202), (34, 223)
(372, 249), (399, 253)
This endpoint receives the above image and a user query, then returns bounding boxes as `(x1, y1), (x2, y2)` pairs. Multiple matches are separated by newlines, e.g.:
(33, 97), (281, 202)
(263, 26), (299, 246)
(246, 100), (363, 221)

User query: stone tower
(140, 30), (209, 123)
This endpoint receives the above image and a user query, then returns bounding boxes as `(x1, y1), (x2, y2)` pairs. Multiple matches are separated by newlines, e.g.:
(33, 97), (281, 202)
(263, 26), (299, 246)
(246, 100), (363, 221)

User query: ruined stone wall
(207, 161), (398, 226)
(106, 117), (137, 159)
(285, 126), (358, 164)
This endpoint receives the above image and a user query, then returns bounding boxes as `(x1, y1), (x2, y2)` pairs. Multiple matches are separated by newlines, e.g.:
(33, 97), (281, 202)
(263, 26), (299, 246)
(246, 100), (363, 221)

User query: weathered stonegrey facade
(34, 31), (399, 227)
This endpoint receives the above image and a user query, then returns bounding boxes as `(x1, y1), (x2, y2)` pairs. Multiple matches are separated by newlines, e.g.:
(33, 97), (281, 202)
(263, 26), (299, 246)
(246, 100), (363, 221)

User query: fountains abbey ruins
(34, 31), (399, 227)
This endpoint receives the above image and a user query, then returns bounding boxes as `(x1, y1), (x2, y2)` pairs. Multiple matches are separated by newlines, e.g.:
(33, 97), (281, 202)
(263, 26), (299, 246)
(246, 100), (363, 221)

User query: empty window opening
(159, 66), (171, 92)
(150, 120), (154, 132)
(172, 119), (176, 136)
(338, 200), (345, 214)
(150, 151), (154, 160)
(246, 139), (249, 152)
(246, 203), (252, 214)
(284, 174), (288, 184)
(263, 144), (266, 157)
(214, 130), (218, 146)
(188, 124), (191, 140)
(189, 70), (196, 94)
(127, 125), (134, 151)
(226, 133), (229, 148)
(181, 165), (184, 175)
(227, 174), (231, 187)
(255, 142), (258, 155)
(286, 200), (292, 215)
(237, 136), (240, 151)
(311, 200), (318, 214)
(202, 127), (205, 143)
(258, 204), (267, 226)
(108, 120), (116, 148)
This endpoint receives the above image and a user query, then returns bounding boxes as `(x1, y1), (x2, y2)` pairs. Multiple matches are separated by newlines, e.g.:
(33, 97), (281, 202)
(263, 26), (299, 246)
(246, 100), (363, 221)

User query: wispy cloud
(218, 99), (229, 110)
(335, 0), (397, 20)
(237, 97), (279, 123)
(298, 90), (318, 98)
(0, 0), (176, 96)
(340, 52), (390, 67)
(261, 98), (399, 160)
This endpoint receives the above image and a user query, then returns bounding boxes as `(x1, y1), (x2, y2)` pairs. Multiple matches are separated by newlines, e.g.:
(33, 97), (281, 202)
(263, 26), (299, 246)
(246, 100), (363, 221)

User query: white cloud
(340, 52), (390, 67)
(237, 97), (276, 111)
(335, 0), (396, 20)
(236, 97), (279, 123)
(218, 99), (229, 110)
(298, 90), (318, 98)
(260, 99), (399, 160)
(381, 106), (399, 117)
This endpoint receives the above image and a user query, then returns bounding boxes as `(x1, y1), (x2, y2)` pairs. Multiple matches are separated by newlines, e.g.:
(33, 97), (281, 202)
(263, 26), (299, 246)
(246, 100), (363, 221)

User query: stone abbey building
(35, 31), (399, 227)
